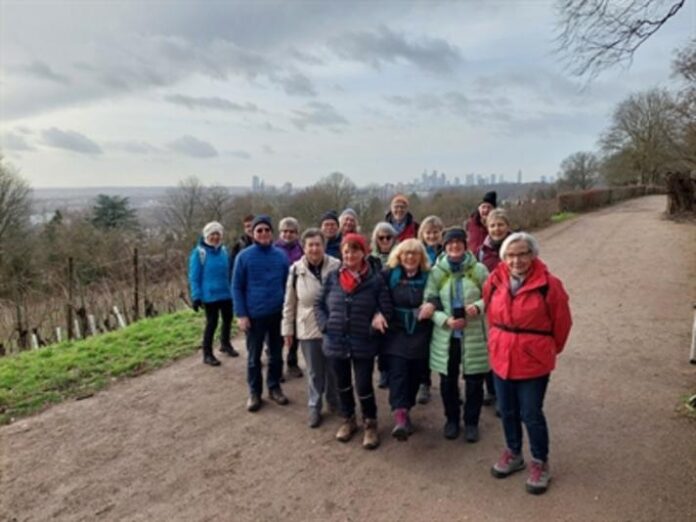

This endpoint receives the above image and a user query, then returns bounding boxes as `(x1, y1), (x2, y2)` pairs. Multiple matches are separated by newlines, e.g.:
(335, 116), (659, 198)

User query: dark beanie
(443, 227), (467, 247)
(251, 214), (273, 232)
(320, 210), (339, 226)
(482, 191), (497, 207)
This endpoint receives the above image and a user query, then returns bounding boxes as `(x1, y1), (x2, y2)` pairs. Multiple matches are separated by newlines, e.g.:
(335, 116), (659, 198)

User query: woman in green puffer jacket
(424, 227), (490, 443)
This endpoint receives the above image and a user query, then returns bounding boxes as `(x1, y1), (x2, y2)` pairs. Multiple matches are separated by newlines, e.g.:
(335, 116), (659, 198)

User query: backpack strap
(197, 246), (206, 266)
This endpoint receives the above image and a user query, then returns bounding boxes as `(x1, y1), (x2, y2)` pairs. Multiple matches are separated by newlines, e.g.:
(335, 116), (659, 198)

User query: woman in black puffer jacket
(315, 233), (392, 450)
(381, 239), (435, 441)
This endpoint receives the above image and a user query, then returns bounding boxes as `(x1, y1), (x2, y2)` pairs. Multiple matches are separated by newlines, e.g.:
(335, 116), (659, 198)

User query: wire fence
(0, 248), (190, 355)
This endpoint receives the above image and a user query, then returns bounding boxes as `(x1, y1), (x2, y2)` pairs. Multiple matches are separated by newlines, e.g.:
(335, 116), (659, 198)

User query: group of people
(187, 192), (572, 495)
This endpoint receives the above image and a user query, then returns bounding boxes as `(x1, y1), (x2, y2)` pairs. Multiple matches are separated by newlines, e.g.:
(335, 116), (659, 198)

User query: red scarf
(339, 261), (369, 294)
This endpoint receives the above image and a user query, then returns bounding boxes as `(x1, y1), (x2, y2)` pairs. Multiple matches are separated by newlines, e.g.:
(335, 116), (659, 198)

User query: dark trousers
(286, 337), (299, 368)
(202, 299), (233, 355)
(494, 373), (550, 462)
(485, 371), (496, 396)
(328, 356), (377, 420)
(386, 354), (428, 410)
(246, 313), (283, 396)
(439, 338), (486, 426)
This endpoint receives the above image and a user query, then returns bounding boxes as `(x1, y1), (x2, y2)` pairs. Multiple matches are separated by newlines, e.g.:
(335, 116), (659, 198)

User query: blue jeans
(246, 312), (283, 396)
(493, 373), (550, 462)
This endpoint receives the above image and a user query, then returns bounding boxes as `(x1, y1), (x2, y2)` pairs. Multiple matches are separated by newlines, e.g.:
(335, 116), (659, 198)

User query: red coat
(466, 212), (487, 255)
(483, 258), (572, 380)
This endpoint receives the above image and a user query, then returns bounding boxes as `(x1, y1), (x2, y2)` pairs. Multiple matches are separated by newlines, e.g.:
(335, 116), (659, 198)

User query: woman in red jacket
(484, 232), (572, 495)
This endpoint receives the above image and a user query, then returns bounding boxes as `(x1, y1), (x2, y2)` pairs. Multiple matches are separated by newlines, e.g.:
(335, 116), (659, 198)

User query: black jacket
(381, 268), (432, 359)
(315, 265), (392, 359)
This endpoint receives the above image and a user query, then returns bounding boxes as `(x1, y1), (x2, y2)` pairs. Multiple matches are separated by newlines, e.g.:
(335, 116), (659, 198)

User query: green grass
(550, 211), (578, 223)
(0, 310), (213, 425)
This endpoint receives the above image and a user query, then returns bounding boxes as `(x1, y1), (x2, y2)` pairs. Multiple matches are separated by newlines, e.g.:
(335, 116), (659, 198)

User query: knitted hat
(320, 210), (339, 226)
(341, 233), (368, 254)
(202, 221), (224, 238)
(251, 214), (273, 232)
(391, 193), (409, 207)
(482, 191), (497, 208)
(443, 227), (467, 247)
(339, 208), (358, 221)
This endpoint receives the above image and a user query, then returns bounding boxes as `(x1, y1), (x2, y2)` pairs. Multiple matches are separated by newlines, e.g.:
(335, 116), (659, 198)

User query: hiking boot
(246, 394), (262, 412)
(220, 344), (239, 357)
(269, 388), (289, 405)
(308, 409), (322, 429)
(465, 425), (480, 443)
(336, 416), (358, 442)
(483, 392), (496, 406)
(491, 449), (526, 478)
(378, 371), (389, 389)
(391, 408), (410, 441)
(443, 419), (460, 440)
(286, 365), (304, 379)
(203, 353), (221, 366)
(416, 384), (431, 405)
(526, 459), (551, 495)
(363, 419), (380, 450)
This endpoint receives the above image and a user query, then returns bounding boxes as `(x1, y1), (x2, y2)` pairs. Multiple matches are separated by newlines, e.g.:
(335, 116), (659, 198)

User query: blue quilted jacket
(232, 243), (289, 318)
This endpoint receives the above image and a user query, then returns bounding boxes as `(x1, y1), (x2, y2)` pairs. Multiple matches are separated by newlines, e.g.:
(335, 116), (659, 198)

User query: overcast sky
(1, 1), (693, 188)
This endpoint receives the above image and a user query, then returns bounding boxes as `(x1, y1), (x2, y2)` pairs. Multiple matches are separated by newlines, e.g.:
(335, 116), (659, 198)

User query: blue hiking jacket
(232, 243), (289, 318)
(188, 238), (233, 303)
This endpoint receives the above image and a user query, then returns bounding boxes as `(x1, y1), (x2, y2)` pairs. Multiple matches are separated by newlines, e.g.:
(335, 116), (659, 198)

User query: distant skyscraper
(517, 169), (522, 184)
(540, 175), (547, 184)
(252, 175), (260, 191)
(466, 174), (474, 186)
(491, 174), (497, 185)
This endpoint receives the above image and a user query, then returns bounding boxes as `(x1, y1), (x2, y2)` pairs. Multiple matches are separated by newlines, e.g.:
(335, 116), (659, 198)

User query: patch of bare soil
(2, 196), (695, 521)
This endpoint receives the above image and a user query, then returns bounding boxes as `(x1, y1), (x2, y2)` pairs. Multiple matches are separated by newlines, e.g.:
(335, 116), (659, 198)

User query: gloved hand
(193, 299), (202, 312)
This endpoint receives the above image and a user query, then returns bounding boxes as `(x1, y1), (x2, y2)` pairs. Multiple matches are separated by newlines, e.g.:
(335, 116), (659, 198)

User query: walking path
(1, 195), (695, 521)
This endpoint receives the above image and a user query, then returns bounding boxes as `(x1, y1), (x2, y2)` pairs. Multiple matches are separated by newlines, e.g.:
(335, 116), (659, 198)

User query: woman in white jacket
(282, 228), (341, 428)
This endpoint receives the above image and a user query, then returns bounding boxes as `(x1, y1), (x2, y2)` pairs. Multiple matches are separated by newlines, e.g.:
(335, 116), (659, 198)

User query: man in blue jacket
(232, 215), (291, 411)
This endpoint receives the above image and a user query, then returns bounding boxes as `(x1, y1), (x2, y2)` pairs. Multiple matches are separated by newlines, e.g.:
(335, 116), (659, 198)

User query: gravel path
(2, 195), (695, 522)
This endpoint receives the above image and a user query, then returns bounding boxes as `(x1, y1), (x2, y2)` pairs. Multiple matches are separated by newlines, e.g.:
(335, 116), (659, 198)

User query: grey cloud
(167, 135), (218, 158)
(41, 128), (102, 155)
(109, 141), (160, 154)
(289, 48), (324, 66)
(13, 60), (70, 84)
(291, 102), (349, 130)
(164, 94), (261, 112)
(262, 144), (274, 155)
(271, 72), (317, 97)
(1, 131), (35, 151)
(384, 95), (412, 106)
(229, 149), (252, 160)
(331, 26), (463, 74)
(15, 126), (34, 135)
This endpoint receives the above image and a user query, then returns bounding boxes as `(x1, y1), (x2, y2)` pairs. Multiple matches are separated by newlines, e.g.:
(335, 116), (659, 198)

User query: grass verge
(550, 211), (578, 224)
(0, 310), (211, 425)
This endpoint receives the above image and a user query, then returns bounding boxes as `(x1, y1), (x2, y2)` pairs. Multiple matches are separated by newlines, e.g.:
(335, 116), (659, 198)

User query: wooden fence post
(133, 247), (140, 322)
(67, 256), (75, 340)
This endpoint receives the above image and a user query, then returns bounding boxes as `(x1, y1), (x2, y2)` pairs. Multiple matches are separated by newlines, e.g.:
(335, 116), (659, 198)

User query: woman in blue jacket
(188, 221), (239, 366)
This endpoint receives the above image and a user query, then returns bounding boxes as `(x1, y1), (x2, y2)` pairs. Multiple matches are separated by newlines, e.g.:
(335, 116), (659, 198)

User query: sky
(1, 1), (694, 188)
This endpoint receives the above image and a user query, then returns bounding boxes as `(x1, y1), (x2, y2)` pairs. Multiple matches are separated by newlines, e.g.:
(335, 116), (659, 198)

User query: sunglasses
(378, 235), (393, 241)
(255, 227), (272, 233)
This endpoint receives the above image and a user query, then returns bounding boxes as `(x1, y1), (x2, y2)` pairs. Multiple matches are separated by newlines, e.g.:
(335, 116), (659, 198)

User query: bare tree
(599, 88), (678, 184)
(0, 156), (31, 247)
(159, 176), (206, 245)
(556, 0), (687, 79)
(558, 151), (601, 189)
(671, 39), (696, 168)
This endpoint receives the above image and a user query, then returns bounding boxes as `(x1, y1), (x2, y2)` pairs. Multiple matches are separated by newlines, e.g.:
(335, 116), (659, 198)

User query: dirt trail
(2, 195), (695, 522)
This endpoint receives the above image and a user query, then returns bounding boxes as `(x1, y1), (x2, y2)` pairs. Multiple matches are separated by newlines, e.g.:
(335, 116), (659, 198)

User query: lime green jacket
(425, 252), (490, 375)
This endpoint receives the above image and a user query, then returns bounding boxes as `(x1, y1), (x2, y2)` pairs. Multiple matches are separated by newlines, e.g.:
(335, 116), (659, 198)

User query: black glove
(193, 299), (202, 312)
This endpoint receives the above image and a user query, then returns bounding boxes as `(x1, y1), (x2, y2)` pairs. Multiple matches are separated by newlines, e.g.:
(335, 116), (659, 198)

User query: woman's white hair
(500, 232), (540, 259)
(279, 216), (299, 232)
(370, 222), (397, 252)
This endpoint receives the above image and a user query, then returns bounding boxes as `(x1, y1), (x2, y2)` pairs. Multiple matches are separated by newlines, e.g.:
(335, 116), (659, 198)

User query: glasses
(505, 251), (531, 259)
(378, 235), (393, 241)
(255, 227), (271, 233)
